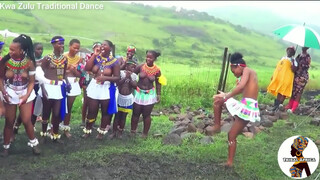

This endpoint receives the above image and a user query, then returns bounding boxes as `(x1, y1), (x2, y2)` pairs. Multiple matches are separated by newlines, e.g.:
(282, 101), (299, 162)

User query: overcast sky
(116, 1), (320, 26)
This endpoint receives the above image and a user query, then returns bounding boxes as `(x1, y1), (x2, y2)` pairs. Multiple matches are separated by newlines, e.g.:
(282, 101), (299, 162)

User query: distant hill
(205, 5), (320, 62)
(0, 1), (319, 66)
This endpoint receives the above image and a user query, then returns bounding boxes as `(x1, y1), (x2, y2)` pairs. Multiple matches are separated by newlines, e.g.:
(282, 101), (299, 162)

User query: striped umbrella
(273, 24), (320, 49)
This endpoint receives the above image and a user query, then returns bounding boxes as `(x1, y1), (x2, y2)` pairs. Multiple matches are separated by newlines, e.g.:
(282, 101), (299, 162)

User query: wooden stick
(217, 47), (228, 94)
(222, 53), (231, 92)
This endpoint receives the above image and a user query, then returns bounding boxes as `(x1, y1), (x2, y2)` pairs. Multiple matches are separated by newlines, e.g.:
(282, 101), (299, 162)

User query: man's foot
(96, 133), (103, 140)
(1, 149), (9, 157)
(64, 131), (72, 138)
(32, 146), (41, 155)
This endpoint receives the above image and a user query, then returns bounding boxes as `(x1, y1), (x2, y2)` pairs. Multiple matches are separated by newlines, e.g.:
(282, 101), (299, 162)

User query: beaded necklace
(141, 63), (160, 76)
(95, 55), (118, 69)
(66, 53), (80, 67)
(48, 53), (67, 80)
(6, 57), (30, 86)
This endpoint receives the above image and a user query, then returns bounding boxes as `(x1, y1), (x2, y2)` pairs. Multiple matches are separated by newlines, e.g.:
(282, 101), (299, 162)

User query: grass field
(0, 108), (319, 180)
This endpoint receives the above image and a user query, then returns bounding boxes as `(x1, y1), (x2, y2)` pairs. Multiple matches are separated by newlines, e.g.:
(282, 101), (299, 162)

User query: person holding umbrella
(267, 46), (297, 111)
(286, 47), (311, 113)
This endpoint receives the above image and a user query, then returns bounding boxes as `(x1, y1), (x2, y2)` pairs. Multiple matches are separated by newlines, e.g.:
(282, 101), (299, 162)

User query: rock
(221, 123), (233, 133)
(248, 125), (256, 134)
(208, 113), (214, 119)
(181, 132), (197, 140)
(242, 127), (249, 132)
(153, 133), (163, 138)
(169, 116), (175, 121)
(268, 116), (278, 122)
(305, 100), (315, 106)
(169, 126), (186, 136)
(243, 132), (254, 139)
(261, 120), (273, 128)
(186, 106), (191, 111)
(279, 105), (285, 112)
(162, 134), (182, 146)
(260, 110), (268, 115)
(177, 104), (182, 109)
(195, 121), (205, 129)
(279, 112), (289, 120)
(151, 111), (160, 116)
(180, 119), (191, 126)
(197, 128), (204, 134)
(254, 126), (261, 134)
(310, 118), (320, 126)
(223, 116), (233, 123)
(315, 140), (320, 145)
(204, 126), (215, 136)
(259, 104), (267, 111)
(187, 123), (197, 133)
(274, 111), (281, 119)
(173, 108), (181, 114)
(200, 136), (214, 145)
(259, 126), (265, 131)
(177, 114), (187, 121)
(195, 114), (206, 120)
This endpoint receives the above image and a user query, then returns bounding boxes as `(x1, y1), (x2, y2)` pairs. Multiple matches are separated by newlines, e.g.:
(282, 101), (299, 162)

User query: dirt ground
(0, 124), (241, 180)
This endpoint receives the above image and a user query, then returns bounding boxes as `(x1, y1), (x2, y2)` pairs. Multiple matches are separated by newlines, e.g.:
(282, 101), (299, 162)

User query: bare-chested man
(213, 52), (260, 167)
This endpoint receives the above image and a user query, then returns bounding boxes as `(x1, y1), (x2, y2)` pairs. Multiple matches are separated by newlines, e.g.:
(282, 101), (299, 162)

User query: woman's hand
(2, 91), (12, 104)
(19, 94), (29, 106)
(94, 47), (100, 56)
(95, 76), (105, 84)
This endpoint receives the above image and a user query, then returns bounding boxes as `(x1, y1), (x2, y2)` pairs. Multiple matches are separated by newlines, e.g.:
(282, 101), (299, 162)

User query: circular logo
(278, 135), (319, 179)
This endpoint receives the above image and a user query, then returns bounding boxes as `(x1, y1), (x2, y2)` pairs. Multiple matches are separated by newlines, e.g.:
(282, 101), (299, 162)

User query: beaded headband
(51, 37), (65, 44)
(230, 63), (246, 67)
(127, 45), (136, 53)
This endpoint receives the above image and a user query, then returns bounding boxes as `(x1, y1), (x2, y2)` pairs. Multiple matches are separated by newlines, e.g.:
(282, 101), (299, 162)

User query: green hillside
(1, 1), (320, 99)
(1, 1), (311, 67)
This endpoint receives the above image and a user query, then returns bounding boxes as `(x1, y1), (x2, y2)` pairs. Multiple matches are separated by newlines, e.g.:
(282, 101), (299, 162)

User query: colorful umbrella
(273, 24), (320, 49)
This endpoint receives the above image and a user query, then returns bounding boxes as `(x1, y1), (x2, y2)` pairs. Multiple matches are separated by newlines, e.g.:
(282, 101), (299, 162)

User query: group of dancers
(0, 34), (166, 157)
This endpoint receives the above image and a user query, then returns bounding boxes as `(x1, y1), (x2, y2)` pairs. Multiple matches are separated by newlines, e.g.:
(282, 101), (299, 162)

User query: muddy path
(0, 125), (241, 180)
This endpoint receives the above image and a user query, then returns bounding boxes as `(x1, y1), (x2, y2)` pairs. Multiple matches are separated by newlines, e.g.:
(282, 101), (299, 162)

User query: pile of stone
(159, 104), (291, 145)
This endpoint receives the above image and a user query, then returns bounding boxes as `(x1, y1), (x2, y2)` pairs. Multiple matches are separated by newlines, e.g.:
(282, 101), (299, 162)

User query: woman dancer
(60, 39), (82, 138)
(38, 36), (70, 143)
(0, 34), (40, 156)
(130, 50), (166, 138)
(83, 40), (120, 139)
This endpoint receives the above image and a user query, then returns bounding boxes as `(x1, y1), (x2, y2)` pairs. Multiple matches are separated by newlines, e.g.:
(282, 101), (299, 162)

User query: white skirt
(86, 78), (110, 100)
(225, 97), (260, 122)
(38, 84), (63, 100)
(118, 93), (134, 107)
(5, 86), (36, 105)
(67, 77), (81, 96)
